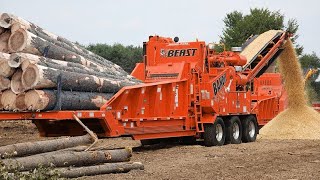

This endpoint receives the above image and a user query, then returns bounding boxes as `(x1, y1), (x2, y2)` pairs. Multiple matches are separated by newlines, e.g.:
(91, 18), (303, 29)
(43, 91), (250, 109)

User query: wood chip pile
(0, 12), (140, 111)
(260, 39), (320, 139)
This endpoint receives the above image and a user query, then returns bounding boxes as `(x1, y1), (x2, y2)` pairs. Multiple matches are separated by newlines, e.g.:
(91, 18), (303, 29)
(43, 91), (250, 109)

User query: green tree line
(86, 43), (143, 73)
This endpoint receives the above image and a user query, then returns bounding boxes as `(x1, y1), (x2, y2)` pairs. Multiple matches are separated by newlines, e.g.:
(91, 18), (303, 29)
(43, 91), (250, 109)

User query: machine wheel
(225, 116), (242, 144)
(242, 115), (258, 143)
(204, 117), (225, 147)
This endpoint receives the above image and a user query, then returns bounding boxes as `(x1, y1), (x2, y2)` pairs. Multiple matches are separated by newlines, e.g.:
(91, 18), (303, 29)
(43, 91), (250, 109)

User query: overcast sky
(1, 0), (319, 55)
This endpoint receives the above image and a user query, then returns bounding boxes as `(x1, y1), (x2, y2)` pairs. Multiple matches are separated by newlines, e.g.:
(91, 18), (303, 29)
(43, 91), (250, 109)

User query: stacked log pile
(0, 12), (140, 111)
(0, 134), (144, 178)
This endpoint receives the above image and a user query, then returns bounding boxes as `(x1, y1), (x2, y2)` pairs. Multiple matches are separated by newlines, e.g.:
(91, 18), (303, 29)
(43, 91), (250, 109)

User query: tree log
(1, 148), (131, 171)
(10, 69), (25, 94)
(57, 162), (144, 178)
(1, 89), (16, 111)
(8, 28), (128, 77)
(0, 13), (30, 29)
(0, 76), (10, 91)
(0, 52), (15, 77)
(9, 53), (136, 81)
(0, 27), (5, 35)
(0, 30), (10, 53)
(24, 89), (113, 111)
(21, 64), (137, 93)
(14, 93), (27, 111)
(0, 92), (3, 110)
(0, 134), (93, 159)
(0, 13), (127, 74)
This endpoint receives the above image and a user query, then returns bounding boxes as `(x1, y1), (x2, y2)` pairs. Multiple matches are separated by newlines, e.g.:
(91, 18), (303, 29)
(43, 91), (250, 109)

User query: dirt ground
(1, 121), (320, 180)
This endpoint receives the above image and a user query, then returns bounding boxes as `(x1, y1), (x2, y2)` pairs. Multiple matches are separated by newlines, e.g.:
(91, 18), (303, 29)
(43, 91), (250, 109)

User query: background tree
(220, 8), (302, 55)
(300, 52), (320, 101)
(86, 43), (143, 73)
(221, 8), (320, 101)
(300, 52), (320, 70)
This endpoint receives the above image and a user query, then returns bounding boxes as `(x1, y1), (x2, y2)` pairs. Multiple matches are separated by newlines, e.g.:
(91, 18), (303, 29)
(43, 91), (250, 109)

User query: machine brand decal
(160, 48), (197, 57)
(213, 73), (226, 96)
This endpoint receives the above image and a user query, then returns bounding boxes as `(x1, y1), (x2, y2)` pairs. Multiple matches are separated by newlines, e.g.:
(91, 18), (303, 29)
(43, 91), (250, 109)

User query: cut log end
(8, 53), (23, 68)
(1, 90), (16, 110)
(0, 76), (10, 91)
(15, 93), (27, 111)
(25, 89), (49, 111)
(22, 64), (39, 89)
(0, 60), (15, 77)
(0, 52), (15, 77)
(0, 93), (3, 110)
(0, 13), (12, 28)
(8, 28), (27, 52)
(11, 69), (25, 94)
(0, 31), (11, 53)
(0, 27), (5, 35)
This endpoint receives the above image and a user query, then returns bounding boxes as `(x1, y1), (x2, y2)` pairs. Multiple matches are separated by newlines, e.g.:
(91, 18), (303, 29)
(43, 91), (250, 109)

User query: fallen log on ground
(21, 64), (136, 93)
(0, 52), (15, 77)
(0, 134), (93, 159)
(1, 148), (132, 171)
(57, 162), (144, 178)
(25, 89), (113, 111)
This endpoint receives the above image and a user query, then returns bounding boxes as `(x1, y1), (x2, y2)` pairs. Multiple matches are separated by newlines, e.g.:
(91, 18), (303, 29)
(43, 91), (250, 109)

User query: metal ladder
(192, 68), (204, 133)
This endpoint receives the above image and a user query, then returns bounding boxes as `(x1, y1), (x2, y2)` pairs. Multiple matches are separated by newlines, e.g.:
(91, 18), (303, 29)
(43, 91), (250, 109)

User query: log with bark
(0, 13), (127, 75)
(1, 148), (132, 171)
(8, 28), (127, 77)
(0, 13), (140, 112)
(9, 53), (137, 82)
(21, 64), (136, 93)
(57, 162), (144, 178)
(0, 134), (93, 158)
(0, 52), (15, 77)
(24, 89), (113, 111)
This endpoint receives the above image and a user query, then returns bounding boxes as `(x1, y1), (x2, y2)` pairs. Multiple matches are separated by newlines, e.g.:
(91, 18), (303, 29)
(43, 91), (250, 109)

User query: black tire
(204, 117), (225, 147)
(242, 115), (258, 143)
(225, 116), (242, 144)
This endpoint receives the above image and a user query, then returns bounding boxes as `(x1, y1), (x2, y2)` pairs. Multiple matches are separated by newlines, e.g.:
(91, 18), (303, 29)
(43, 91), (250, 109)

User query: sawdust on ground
(260, 39), (320, 139)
